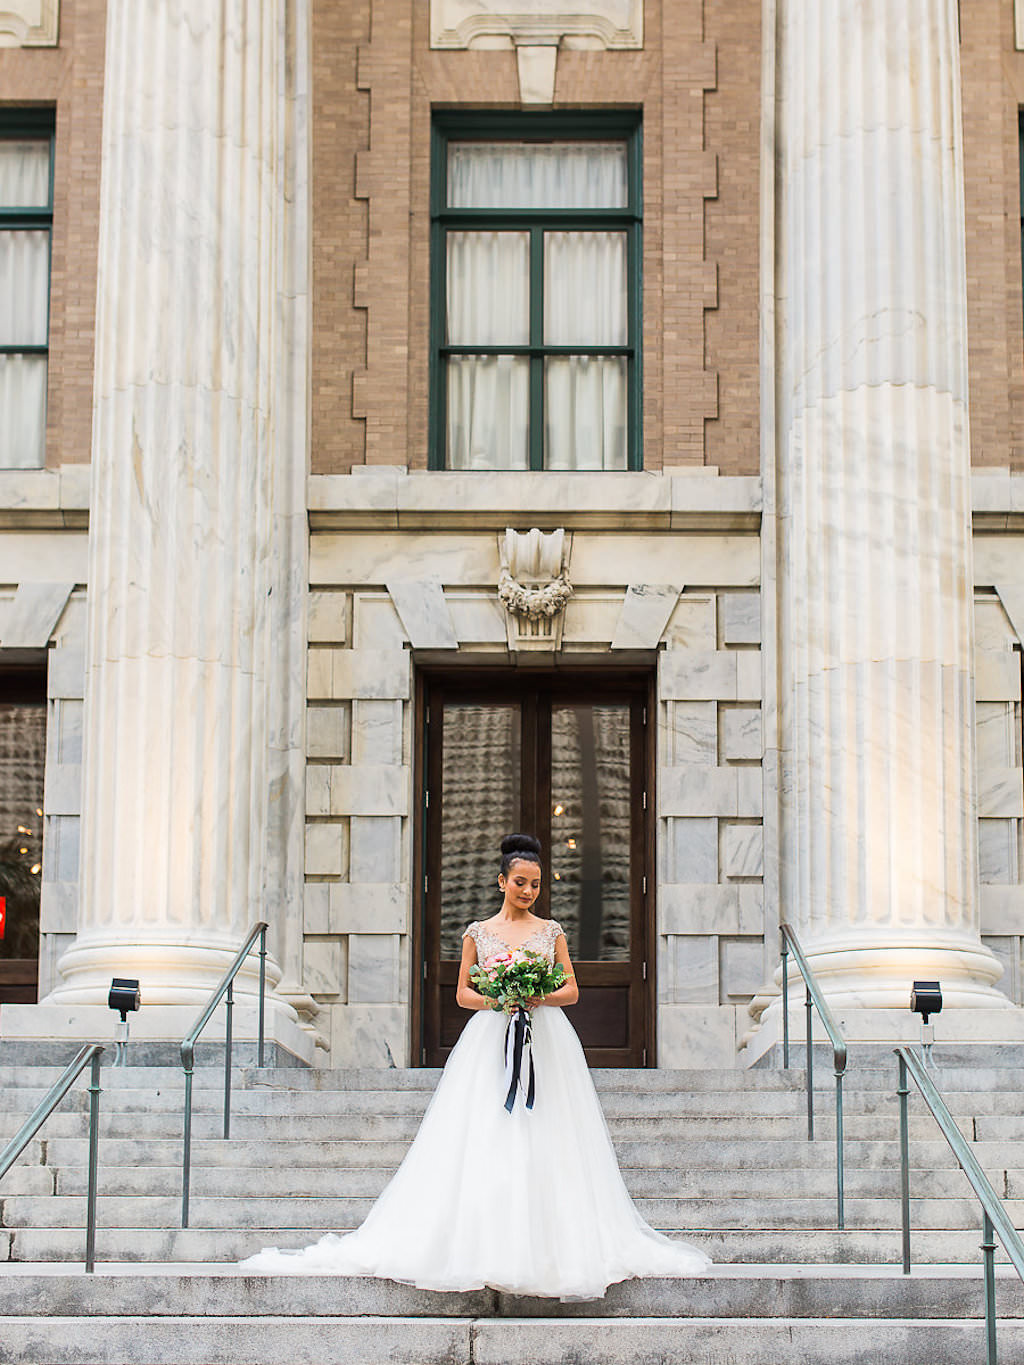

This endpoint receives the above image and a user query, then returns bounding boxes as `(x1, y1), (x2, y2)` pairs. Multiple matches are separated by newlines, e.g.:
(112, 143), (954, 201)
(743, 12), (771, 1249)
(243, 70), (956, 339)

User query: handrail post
(181, 1046), (194, 1230)
(781, 936), (790, 1068)
(224, 978), (234, 1141)
(805, 986), (814, 1141)
(982, 1210), (998, 1365)
(835, 1068), (845, 1230)
(898, 1052), (911, 1275)
(258, 925), (267, 1069)
(85, 1051), (102, 1273)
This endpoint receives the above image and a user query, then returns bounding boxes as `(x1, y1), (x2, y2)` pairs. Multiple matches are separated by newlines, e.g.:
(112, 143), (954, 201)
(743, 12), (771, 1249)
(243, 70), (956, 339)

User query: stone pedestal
(770, 0), (1007, 1011)
(22, 0), (312, 1050)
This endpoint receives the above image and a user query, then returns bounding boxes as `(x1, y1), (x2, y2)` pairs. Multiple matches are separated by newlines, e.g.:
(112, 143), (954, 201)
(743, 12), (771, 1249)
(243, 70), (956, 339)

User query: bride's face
(500, 859), (541, 911)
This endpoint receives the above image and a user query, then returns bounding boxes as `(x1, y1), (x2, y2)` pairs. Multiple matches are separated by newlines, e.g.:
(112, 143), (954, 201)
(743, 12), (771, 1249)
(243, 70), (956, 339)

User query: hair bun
(501, 833), (542, 858)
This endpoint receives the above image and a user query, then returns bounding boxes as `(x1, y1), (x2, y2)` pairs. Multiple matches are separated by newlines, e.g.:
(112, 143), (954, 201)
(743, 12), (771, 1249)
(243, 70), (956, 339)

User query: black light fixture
(108, 978), (141, 1065)
(911, 980), (941, 1066)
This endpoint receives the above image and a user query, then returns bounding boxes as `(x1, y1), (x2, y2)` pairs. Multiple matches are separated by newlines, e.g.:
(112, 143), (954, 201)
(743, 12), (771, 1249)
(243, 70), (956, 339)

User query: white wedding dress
(241, 919), (711, 1299)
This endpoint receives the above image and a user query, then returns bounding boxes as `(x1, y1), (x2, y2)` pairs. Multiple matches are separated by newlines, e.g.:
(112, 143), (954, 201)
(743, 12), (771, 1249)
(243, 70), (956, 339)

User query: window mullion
(529, 226), (544, 472)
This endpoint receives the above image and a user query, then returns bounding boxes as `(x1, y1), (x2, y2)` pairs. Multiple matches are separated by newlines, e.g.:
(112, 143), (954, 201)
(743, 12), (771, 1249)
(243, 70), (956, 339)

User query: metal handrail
(896, 1046), (1024, 1365)
(0, 1043), (104, 1272)
(180, 921), (268, 1228)
(779, 922), (848, 1228)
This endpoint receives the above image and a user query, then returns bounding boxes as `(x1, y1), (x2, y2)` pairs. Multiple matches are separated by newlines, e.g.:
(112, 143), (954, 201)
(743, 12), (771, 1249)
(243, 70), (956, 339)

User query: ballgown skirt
(240, 1005), (712, 1299)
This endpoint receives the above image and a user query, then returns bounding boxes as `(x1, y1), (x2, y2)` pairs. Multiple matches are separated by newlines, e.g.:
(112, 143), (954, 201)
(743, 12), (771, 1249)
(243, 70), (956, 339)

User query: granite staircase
(1, 1056), (1023, 1362)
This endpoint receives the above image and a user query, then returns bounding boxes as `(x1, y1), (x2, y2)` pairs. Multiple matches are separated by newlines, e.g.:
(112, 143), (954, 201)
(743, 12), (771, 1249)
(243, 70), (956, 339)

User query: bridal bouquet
(471, 948), (568, 1013)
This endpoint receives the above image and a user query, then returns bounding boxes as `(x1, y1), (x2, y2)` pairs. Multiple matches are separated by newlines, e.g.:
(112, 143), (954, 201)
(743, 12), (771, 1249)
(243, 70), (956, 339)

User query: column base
(0, 1000), (321, 1067)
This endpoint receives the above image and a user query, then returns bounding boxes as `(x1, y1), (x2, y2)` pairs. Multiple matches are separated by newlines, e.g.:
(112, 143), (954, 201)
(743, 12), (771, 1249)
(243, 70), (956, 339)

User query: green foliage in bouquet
(470, 946), (569, 1012)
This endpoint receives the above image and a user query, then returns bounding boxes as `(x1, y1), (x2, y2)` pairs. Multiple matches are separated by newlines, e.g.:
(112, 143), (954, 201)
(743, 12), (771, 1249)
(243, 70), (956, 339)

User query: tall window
(0, 113), (54, 469)
(431, 113), (642, 471)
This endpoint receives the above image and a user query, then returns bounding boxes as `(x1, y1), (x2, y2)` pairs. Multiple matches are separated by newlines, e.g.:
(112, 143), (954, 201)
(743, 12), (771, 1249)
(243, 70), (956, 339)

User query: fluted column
(774, 0), (1006, 1007)
(51, 1), (310, 1014)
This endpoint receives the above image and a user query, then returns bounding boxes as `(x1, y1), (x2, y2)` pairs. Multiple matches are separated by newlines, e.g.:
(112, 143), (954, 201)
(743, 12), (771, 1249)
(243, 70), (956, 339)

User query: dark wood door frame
(412, 665), (657, 1068)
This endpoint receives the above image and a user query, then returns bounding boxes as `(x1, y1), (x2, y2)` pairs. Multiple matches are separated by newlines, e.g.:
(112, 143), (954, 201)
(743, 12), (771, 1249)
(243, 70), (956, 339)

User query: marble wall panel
(611, 585), (681, 650)
(662, 817), (719, 884)
(303, 938), (346, 998)
(312, 535), (498, 592)
(975, 598), (1016, 651)
(656, 1005), (740, 1069)
(352, 595), (408, 650)
(307, 649), (333, 700)
(349, 817), (403, 884)
(978, 819), (1018, 885)
(307, 592), (348, 645)
(975, 650), (1020, 702)
(43, 766), (81, 817)
(445, 594), (508, 645)
(570, 535), (760, 589)
(347, 934), (402, 1004)
(42, 815), (79, 884)
(38, 882), (77, 935)
(54, 699), (83, 766)
(0, 534), (88, 585)
(721, 824), (764, 878)
(561, 594), (627, 645)
(303, 883), (330, 935)
(661, 934), (718, 1004)
(330, 883), (409, 935)
(659, 650), (737, 701)
(305, 823), (345, 877)
(735, 651), (762, 702)
(720, 938), (766, 999)
(975, 703), (1016, 772)
(1, 583), (74, 649)
(46, 649), (85, 700)
(978, 770), (1024, 820)
(305, 766), (332, 816)
(351, 700), (403, 766)
(667, 702), (717, 766)
(328, 1004), (408, 1068)
(735, 769), (763, 818)
(331, 649), (411, 701)
(659, 765), (738, 817)
(660, 883), (746, 935)
(386, 577), (458, 649)
(982, 936), (1020, 1004)
(306, 705), (351, 761)
(722, 707), (762, 762)
(328, 765), (407, 817)
(663, 596), (717, 651)
(721, 593), (761, 646)
(980, 886), (1024, 934)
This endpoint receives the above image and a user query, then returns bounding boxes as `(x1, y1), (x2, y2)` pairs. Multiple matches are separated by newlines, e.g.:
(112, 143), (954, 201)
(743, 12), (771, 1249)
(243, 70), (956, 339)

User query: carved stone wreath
(497, 567), (573, 620)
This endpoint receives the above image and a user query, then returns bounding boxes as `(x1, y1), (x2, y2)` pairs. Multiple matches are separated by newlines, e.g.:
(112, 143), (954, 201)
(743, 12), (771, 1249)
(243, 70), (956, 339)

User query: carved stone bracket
(498, 527), (573, 651)
(0, 1), (58, 46)
(430, 1), (643, 103)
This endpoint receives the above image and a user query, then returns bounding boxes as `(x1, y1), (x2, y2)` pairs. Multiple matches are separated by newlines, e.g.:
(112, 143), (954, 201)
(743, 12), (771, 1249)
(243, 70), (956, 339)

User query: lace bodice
(464, 918), (564, 966)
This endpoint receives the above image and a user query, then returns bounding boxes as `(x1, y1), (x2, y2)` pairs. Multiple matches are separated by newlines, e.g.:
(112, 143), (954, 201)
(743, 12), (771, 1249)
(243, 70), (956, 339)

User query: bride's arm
(532, 933), (579, 1007)
(456, 934), (499, 1011)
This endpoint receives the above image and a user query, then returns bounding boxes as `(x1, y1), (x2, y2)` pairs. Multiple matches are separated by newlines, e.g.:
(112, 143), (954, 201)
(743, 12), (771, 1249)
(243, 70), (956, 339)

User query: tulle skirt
(240, 1006), (712, 1299)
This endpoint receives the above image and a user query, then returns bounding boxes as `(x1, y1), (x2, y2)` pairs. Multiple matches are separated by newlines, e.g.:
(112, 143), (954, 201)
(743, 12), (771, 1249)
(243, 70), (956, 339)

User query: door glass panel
(550, 704), (631, 961)
(0, 699), (45, 963)
(440, 703), (521, 958)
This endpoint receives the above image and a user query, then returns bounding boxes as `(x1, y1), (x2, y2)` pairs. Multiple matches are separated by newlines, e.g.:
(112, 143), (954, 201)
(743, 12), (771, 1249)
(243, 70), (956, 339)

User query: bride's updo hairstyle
(500, 833), (542, 876)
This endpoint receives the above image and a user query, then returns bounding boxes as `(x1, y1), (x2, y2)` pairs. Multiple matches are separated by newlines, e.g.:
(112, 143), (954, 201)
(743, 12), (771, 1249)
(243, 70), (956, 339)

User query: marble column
(48, 1), (311, 1026)
(773, 0), (1006, 1008)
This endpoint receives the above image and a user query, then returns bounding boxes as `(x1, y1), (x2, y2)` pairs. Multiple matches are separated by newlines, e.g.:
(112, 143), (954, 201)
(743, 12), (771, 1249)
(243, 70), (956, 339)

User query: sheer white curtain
(445, 141), (629, 470)
(446, 230), (529, 469)
(0, 139), (50, 469)
(545, 231), (627, 470)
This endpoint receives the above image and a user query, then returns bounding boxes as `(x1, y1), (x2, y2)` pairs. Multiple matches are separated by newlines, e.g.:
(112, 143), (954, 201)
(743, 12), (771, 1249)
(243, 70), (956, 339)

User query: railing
(779, 922), (848, 1229)
(0, 1043), (104, 1272)
(180, 921), (268, 1228)
(896, 1046), (1024, 1365)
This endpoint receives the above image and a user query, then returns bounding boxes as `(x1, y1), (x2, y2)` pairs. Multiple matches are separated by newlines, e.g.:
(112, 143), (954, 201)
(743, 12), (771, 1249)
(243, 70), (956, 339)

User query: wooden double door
(417, 671), (654, 1067)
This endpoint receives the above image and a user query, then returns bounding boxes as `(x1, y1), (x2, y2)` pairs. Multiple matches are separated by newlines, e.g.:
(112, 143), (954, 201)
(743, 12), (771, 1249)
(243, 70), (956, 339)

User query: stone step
(0, 1265), (1021, 1320)
(19, 1161), (1000, 1202)
(6, 1225), (1014, 1266)
(23, 1133), (1024, 1173)
(0, 1191), (1002, 1231)
(0, 1312), (1021, 1364)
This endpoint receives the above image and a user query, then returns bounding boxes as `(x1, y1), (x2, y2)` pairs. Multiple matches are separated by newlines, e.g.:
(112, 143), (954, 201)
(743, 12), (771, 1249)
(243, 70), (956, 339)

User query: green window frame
(0, 110), (56, 469)
(430, 111), (643, 471)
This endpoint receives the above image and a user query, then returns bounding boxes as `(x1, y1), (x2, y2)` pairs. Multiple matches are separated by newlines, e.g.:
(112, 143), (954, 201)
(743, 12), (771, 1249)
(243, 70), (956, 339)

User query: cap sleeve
(549, 919), (565, 944)
(462, 921), (480, 943)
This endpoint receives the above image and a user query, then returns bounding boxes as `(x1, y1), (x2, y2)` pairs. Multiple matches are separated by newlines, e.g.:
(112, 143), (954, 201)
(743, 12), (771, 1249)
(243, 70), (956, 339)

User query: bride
(241, 833), (711, 1298)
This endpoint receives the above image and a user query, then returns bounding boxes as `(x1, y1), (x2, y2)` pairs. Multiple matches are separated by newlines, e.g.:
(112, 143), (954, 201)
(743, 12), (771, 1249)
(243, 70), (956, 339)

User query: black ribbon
(503, 1004), (536, 1114)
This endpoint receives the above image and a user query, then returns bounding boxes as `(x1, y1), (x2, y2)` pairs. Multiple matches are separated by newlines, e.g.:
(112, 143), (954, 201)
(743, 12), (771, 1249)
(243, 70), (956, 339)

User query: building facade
(3, 0), (1024, 1068)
